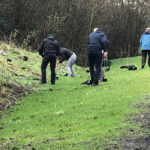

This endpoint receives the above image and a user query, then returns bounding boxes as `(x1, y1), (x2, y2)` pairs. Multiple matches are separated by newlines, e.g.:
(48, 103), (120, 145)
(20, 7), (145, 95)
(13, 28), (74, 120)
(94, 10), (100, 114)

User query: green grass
(1, 43), (150, 149)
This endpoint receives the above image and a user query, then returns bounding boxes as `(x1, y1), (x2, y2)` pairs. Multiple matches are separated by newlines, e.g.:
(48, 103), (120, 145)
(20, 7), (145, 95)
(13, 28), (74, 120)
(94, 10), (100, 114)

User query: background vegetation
(1, 1), (150, 149)
(0, 0), (150, 66)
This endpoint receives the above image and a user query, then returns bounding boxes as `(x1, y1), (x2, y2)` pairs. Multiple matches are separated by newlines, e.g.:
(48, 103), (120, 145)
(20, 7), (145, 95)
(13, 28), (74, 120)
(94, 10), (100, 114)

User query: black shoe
(102, 78), (107, 82)
(91, 83), (98, 86)
(82, 80), (90, 84)
(56, 76), (59, 80)
(41, 82), (46, 84)
(91, 81), (98, 86)
(51, 83), (55, 85)
(71, 74), (75, 77)
(87, 80), (93, 85)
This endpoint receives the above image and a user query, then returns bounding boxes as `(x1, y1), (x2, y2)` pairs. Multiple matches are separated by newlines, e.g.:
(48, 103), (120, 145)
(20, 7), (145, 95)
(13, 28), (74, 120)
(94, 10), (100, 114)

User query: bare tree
(0, 0), (149, 65)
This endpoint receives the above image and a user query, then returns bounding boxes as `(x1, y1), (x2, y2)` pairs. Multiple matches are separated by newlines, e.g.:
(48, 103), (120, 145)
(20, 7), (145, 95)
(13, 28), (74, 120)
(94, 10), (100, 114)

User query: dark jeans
(41, 55), (56, 84)
(88, 52), (102, 84)
(142, 50), (150, 68)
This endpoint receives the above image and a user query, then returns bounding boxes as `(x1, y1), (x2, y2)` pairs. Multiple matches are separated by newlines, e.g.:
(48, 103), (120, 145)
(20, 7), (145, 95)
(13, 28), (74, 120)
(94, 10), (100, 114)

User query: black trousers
(142, 50), (150, 67)
(41, 55), (56, 84)
(88, 52), (102, 84)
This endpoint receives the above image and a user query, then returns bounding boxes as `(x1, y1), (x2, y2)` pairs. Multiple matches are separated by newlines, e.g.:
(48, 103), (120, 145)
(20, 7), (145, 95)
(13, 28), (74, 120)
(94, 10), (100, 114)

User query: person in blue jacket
(88, 28), (109, 86)
(140, 27), (150, 69)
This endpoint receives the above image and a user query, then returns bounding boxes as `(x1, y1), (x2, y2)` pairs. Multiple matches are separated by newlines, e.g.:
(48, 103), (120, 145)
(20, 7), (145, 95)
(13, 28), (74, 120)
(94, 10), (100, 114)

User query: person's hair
(48, 34), (53, 37)
(145, 27), (150, 32)
(93, 28), (99, 32)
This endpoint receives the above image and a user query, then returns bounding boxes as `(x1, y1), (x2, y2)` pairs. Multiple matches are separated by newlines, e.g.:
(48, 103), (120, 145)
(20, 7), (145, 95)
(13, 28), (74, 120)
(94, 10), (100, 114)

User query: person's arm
(101, 34), (109, 52)
(59, 52), (66, 63)
(39, 40), (44, 57)
(140, 35), (143, 48)
(102, 50), (108, 57)
(56, 44), (60, 56)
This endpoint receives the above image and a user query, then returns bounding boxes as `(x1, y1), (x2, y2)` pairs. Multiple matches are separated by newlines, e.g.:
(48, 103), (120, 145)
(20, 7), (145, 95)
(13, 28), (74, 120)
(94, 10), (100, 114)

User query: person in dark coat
(88, 28), (109, 86)
(140, 27), (150, 69)
(59, 47), (77, 77)
(39, 34), (60, 84)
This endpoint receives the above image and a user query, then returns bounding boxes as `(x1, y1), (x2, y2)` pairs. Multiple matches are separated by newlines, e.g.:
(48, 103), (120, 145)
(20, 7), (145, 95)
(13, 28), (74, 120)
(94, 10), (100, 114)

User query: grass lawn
(1, 43), (150, 149)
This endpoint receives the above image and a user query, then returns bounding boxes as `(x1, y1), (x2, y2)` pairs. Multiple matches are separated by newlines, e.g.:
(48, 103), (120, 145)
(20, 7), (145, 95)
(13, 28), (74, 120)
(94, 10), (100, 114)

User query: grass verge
(0, 43), (150, 149)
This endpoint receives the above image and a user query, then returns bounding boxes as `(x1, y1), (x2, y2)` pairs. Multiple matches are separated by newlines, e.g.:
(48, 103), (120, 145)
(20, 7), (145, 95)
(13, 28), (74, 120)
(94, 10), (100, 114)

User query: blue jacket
(88, 29), (109, 52)
(140, 32), (150, 50)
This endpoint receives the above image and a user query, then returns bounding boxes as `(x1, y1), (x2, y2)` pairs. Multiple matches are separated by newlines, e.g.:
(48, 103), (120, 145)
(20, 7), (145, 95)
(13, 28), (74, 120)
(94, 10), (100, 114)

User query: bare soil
(0, 82), (31, 113)
(105, 102), (150, 150)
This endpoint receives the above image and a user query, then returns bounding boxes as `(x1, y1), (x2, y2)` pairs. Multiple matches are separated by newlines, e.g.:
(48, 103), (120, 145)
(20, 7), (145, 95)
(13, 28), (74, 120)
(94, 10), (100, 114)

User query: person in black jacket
(59, 47), (77, 77)
(39, 34), (60, 84)
(88, 28), (109, 86)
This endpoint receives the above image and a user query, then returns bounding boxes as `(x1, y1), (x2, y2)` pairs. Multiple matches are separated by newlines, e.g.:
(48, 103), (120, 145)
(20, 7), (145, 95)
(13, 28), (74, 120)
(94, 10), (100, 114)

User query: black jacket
(88, 29), (109, 52)
(59, 47), (73, 63)
(39, 34), (60, 57)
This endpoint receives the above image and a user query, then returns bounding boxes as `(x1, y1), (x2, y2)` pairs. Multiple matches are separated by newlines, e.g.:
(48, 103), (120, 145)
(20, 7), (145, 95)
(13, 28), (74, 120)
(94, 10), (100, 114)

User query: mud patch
(105, 101), (150, 150)
(117, 135), (150, 150)
(0, 82), (31, 112)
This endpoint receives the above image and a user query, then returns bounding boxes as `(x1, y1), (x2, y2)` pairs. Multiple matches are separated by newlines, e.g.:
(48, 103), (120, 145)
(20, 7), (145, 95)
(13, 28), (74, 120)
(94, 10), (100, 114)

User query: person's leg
(142, 50), (147, 68)
(99, 56), (104, 80)
(88, 53), (95, 84)
(41, 56), (50, 83)
(50, 55), (56, 84)
(70, 54), (77, 76)
(100, 67), (105, 80)
(94, 53), (102, 85)
(67, 57), (72, 77)
(148, 50), (150, 67)
(70, 66), (75, 76)
(67, 53), (77, 77)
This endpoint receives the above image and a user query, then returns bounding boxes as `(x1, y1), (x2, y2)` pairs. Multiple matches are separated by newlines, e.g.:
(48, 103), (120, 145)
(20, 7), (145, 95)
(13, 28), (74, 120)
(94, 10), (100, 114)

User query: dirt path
(106, 102), (150, 150)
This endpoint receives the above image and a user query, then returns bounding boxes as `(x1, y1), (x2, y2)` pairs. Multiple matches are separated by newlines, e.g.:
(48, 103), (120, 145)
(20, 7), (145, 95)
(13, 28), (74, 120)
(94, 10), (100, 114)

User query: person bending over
(59, 47), (77, 77)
